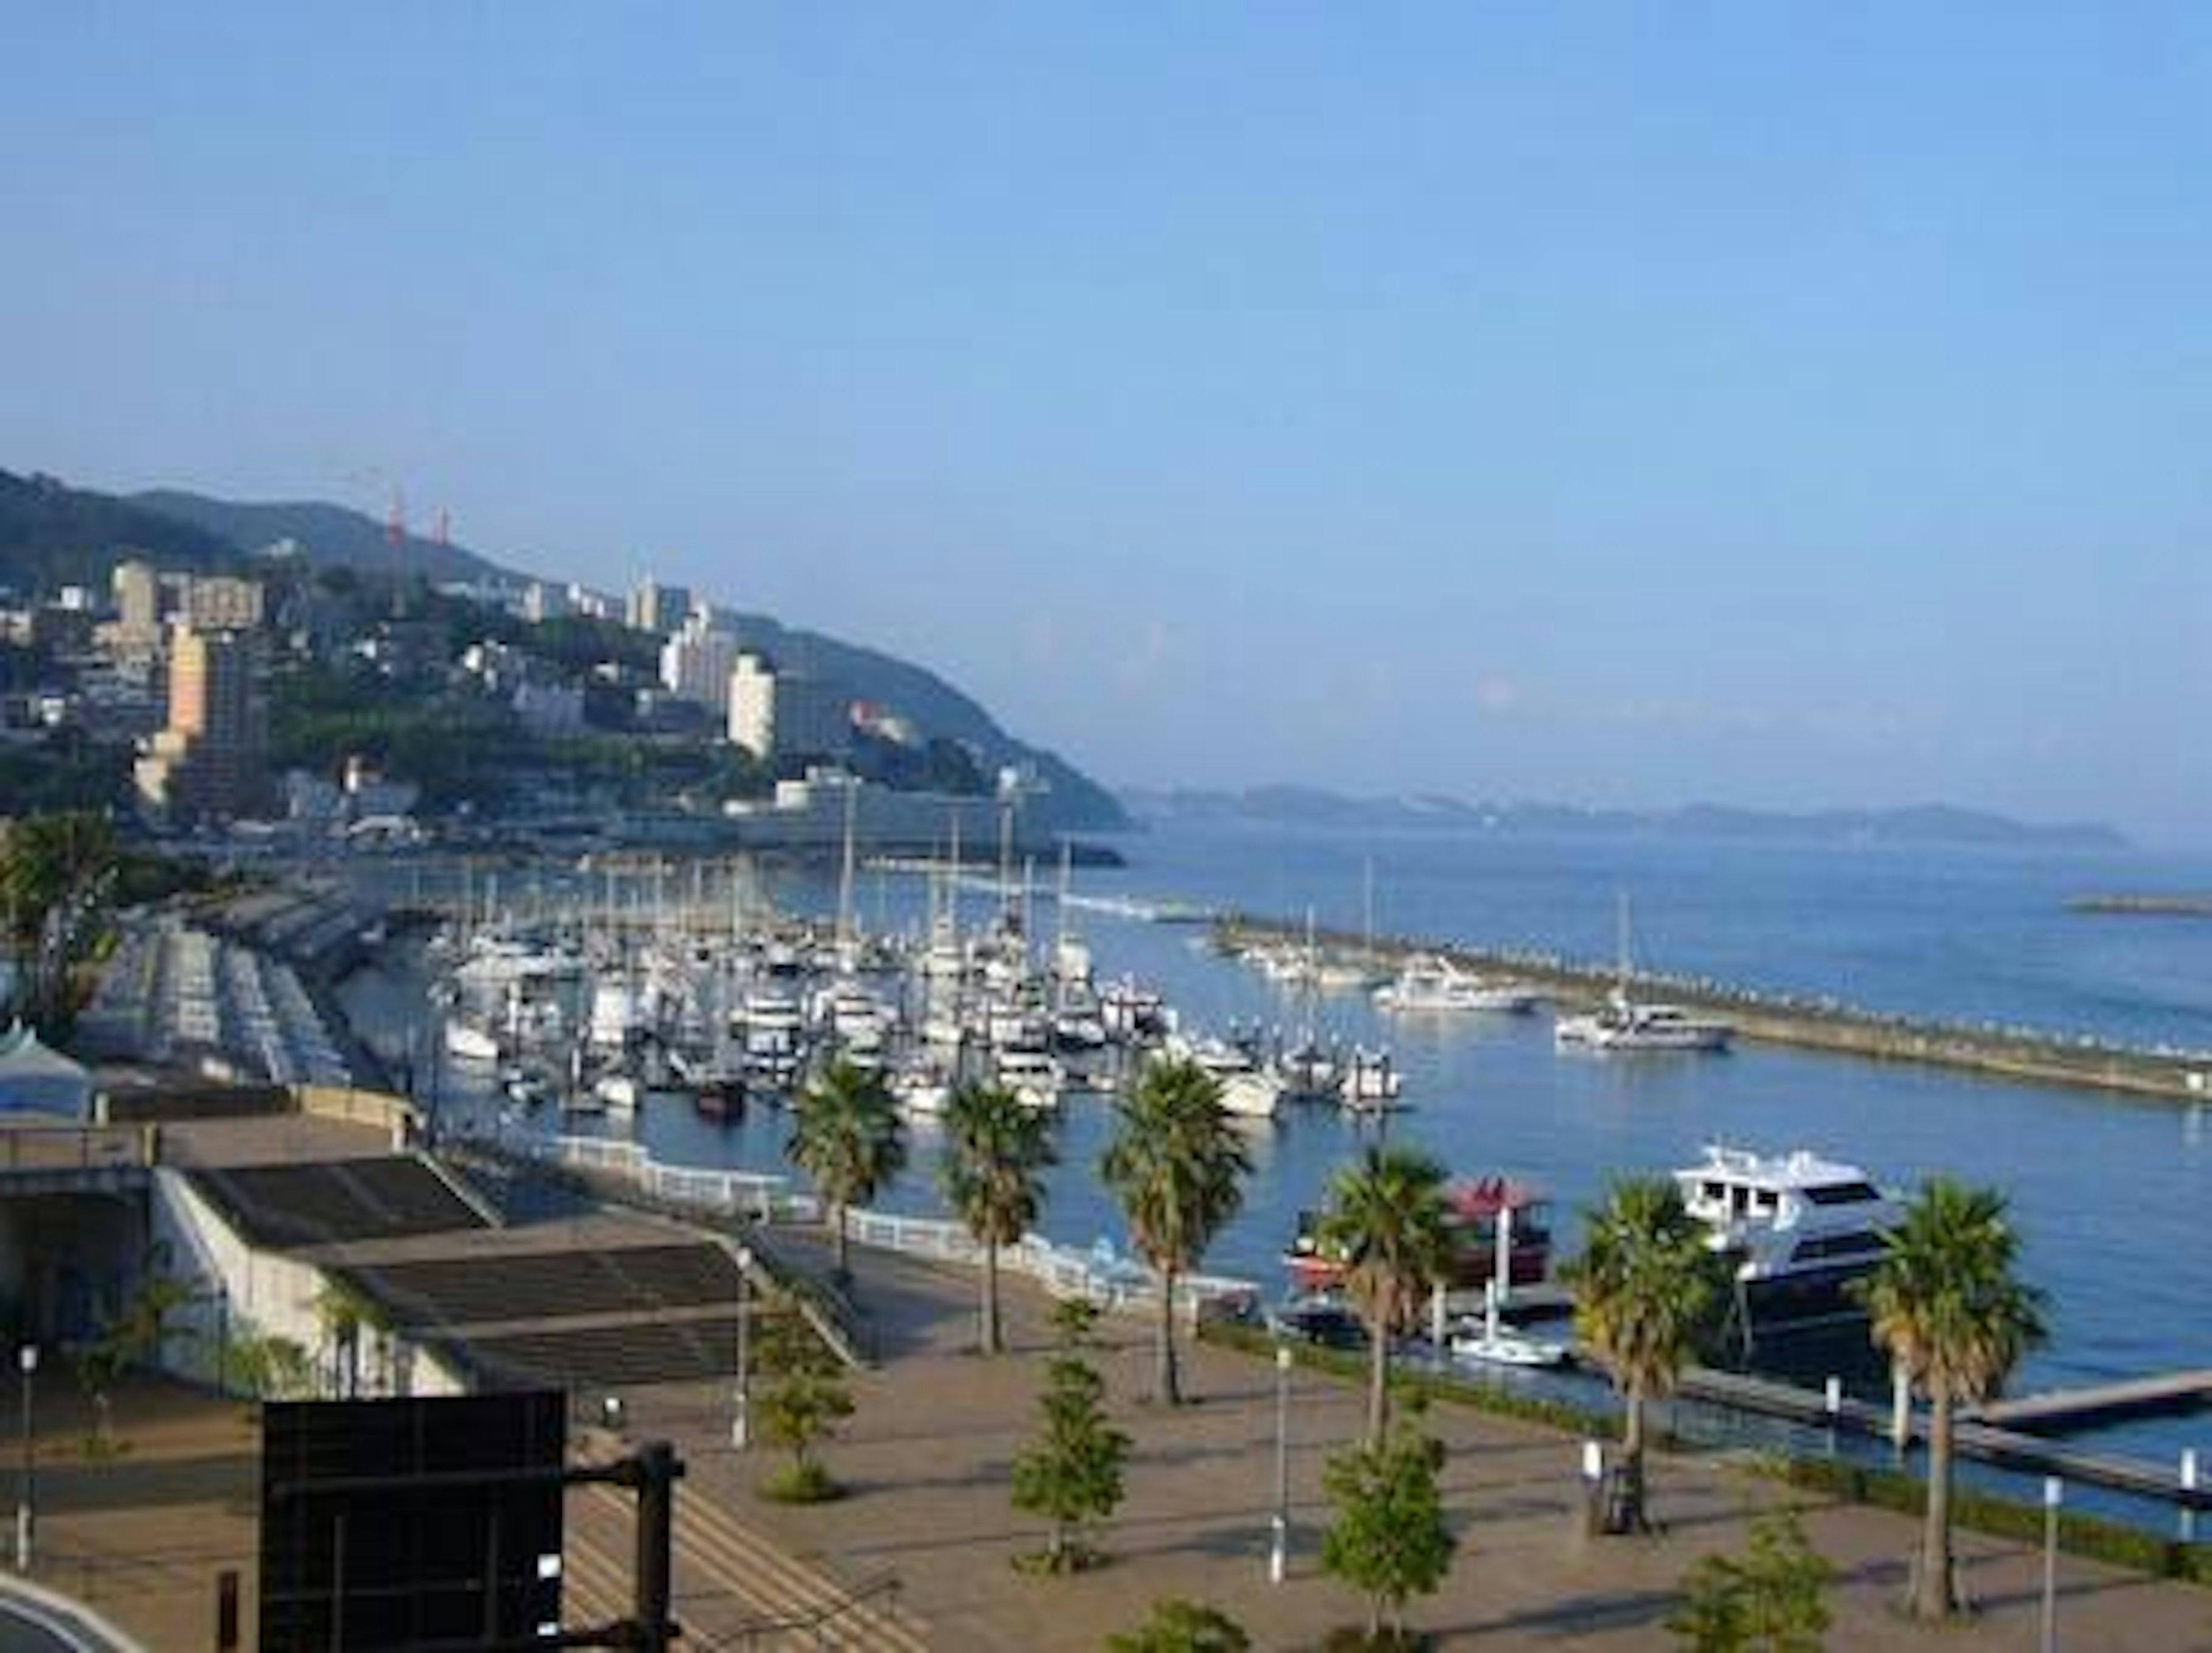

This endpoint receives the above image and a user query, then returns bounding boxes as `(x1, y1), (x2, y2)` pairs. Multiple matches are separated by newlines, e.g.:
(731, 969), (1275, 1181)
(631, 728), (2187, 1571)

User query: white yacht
(1340, 1046), (1404, 1113)
(1374, 954), (1540, 1015)
(1674, 1145), (1902, 1339)
(1555, 992), (1734, 1051)
(994, 1046), (1064, 1112)
(444, 1020), (502, 1064)
(1552, 897), (1731, 1052)
(1169, 1034), (1285, 1119)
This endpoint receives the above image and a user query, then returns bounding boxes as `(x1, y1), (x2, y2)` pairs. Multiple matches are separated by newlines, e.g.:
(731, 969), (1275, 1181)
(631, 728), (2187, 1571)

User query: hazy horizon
(6, 6), (2209, 843)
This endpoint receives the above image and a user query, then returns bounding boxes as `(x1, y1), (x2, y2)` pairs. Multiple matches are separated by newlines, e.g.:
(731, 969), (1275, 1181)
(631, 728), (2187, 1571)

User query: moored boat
(1675, 1144), (1902, 1342)
(1285, 1177), (1550, 1295)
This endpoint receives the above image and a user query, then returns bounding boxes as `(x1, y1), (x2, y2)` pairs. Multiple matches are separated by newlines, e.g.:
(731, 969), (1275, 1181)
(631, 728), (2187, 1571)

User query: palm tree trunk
(834, 1200), (850, 1280)
(982, 1238), (1001, 1353)
(1617, 1382), (1647, 1534)
(1365, 1284), (1393, 1445)
(1158, 1264), (1181, 1404)
(1915, 1388), (1957, 1620)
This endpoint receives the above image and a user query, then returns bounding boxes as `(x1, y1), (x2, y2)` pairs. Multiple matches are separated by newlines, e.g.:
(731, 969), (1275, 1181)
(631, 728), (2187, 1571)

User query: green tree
(789, 1058), (907, 1284)
(941, 1081), (1058, 1354)
(73, 1269), (197, 1453)
(754, 1310), (855, 1503)
(1010, 1299), (1130, 1573)
(1561, 1176), (1728, 1534)
(1858, 1178), (2046, 1621)
(1320, 1417), (1456, 1646)
(313, 1277), (391, 1399)
(0, 810), (117, 1027)
(1107, 1598), (1253, 1652)
(1319, 1146), (1451, 1444)
(1668, 1508), (1835, 1651)
(1099, 1056), (1250, 1405)
(221, 1331), (316, 1401)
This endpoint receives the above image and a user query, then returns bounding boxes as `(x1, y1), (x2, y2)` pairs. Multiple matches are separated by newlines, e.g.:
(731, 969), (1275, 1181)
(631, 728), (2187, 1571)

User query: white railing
(502, 1130), (812, 1223)
(499, 1132), (1259, 1319)
(843, 1208), (1257, 1323)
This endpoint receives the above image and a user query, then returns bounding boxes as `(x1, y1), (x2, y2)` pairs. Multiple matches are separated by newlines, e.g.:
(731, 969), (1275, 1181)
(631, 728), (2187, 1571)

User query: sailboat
(1554, 895), (1733, 1053)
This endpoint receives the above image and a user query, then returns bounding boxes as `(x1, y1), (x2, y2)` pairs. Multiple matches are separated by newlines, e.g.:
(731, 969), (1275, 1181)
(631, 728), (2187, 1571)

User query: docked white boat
(1553, 897), (1730, 1052)
(593, 1073), (641, 1114)
(444, 1020), (502, 1064)
(1217, 1071), (1285, 1119)
(1555, 992), (1733, 1052)
(1374, 955), (1539, 1015)
(994, 1046), (1064, 1111)
(1449, 1327), (1570, 1368)
(1341, 1046), (1403, 1112)
(1675, 1144), (1902, 1341)
(889, 1061), (953, 1118)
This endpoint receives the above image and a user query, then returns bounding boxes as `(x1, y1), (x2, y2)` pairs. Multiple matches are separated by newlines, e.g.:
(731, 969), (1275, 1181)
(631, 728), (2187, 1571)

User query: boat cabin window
(1802, 1181), (1880, 1206)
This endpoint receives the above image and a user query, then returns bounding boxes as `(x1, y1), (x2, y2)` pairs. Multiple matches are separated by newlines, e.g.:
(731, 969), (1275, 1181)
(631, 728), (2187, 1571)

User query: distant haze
(4, 7), (2208, 843)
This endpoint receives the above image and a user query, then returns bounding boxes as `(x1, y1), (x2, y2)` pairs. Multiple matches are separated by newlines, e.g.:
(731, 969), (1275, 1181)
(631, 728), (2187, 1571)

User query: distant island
(1120, 784), (2129, 851)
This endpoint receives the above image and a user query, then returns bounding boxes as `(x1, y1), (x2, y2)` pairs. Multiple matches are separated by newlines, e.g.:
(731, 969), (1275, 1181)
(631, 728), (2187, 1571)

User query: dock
(1671, 1364), (2212, 1511)
(1967, 1369), (2212, 1433)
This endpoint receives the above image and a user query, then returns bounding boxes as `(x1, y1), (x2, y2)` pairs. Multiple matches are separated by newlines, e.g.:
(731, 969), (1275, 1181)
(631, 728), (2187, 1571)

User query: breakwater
(2072, 894), (2212, 920)
(1214, 913), (2212, 1103)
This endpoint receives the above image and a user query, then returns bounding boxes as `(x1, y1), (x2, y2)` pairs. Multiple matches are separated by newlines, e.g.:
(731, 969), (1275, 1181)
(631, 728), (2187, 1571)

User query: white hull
(445, 1022), (502, 1063)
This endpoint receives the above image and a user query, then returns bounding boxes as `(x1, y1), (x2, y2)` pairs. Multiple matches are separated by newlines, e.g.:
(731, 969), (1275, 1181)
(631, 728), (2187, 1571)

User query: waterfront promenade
(18, 1252), (2211, 1647)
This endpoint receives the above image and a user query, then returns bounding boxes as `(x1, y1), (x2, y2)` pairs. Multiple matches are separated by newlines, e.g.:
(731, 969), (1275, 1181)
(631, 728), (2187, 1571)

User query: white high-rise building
(725, 652), (851, 762)
(727, 652), (776, 759)
(660, 614), (741, 712)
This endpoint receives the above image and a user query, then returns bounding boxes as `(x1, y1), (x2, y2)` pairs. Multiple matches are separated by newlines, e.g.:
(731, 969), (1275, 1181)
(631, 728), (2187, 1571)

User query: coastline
(1216, 912), (2212, 1103)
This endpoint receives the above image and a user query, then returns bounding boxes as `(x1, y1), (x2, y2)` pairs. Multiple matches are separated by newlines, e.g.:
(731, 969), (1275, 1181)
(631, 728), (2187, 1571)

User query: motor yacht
(1674, 1144), (1902, 1341)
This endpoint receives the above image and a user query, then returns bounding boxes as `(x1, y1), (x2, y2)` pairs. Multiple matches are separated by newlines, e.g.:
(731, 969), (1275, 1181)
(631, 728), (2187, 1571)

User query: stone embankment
(1215, 914), (2212, 1102)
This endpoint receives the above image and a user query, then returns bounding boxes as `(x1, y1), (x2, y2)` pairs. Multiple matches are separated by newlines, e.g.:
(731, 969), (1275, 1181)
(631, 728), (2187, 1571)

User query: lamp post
(15, 1344), (35, 1572)
(2040, 1476), (2062, 1653)
(732, 1245), (753, 1451)
(1269, 1343), (1291, 1584)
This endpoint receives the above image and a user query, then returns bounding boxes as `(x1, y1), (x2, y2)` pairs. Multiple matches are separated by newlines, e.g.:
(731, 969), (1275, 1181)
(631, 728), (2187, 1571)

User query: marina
(279, 823), (2212, 1527)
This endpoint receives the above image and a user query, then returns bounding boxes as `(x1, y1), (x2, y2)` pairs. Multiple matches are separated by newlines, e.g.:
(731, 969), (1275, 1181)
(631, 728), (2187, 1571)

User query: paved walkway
(649, 1239), (2212, 1651)
(16, 1251), (2212, 1648)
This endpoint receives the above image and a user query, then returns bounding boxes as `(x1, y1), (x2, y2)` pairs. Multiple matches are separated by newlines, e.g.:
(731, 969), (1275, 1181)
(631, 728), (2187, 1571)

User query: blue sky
(5, 5), (2210, 841)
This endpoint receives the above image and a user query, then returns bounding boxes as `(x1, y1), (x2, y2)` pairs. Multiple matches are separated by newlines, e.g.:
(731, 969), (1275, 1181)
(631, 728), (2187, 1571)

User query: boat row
(1269, 1141), (1901, 1369)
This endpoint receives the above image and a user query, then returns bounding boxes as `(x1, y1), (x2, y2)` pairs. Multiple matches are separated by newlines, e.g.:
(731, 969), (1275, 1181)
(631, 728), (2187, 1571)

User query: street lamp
(16, 1344), (36, 1572)
(1269, 1343), (1291, 1584)
(2040, 1476), (2063, 1653)
(732, 1245), (754, 1451)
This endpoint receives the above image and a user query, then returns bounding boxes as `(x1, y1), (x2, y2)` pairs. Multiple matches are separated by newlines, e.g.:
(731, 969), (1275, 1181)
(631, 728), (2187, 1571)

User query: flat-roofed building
(134, 626), (271, 822)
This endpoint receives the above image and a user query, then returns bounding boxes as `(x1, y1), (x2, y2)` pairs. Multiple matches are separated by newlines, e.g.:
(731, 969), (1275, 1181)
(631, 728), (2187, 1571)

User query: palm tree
(789, 1057), (907, 1284)
(1099, 1056), (1251, 1405)
(1860, 1177), (2046, 1621)
(941, 1081), (1058, 1353)
(1319, 1145), (1450, 1444)
(1561, 1175), (1727, 1533)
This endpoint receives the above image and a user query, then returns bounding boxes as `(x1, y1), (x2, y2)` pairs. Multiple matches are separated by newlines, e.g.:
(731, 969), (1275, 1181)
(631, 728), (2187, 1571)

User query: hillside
(130, 486), (1124, 829)
(717, 612), (1123, 829)
(0, 468), (237, 592)
(132, 489), (509, 586)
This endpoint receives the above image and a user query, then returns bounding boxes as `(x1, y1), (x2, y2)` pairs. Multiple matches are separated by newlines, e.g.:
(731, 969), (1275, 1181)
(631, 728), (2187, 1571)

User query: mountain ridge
(1119, 784), (2128, 850)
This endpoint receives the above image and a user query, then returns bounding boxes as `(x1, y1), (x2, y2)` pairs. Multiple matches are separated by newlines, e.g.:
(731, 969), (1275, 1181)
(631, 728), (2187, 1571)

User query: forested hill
(132, 489), (507, 586)
(0, 469), (237, 591)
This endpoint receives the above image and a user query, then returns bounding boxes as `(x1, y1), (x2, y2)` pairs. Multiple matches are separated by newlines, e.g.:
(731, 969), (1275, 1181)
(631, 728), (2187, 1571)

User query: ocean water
(397, 822), (2212, 1495)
